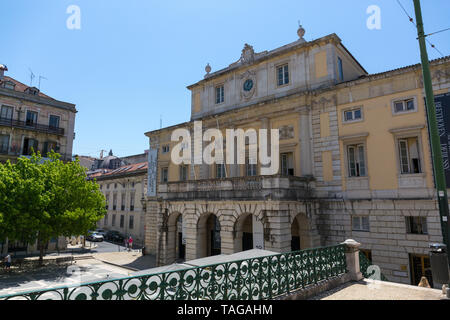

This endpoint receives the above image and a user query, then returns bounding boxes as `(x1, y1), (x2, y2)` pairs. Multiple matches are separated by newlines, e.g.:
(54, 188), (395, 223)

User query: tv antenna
(28, 68), (35, 87)
(38, 75), (48, 90)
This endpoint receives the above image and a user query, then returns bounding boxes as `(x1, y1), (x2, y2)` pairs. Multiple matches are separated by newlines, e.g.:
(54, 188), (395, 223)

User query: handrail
(0, 244), (346, 300)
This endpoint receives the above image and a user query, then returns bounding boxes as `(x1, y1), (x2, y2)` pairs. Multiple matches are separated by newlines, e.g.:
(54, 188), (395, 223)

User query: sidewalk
(93, 251), (156, 271)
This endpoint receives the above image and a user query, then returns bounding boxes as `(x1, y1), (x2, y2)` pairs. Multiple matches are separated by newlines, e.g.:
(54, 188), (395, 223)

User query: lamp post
(413, 0), (450, 267)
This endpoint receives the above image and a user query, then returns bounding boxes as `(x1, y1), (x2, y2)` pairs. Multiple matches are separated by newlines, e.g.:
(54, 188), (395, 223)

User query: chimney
(0, 64), (7, 81)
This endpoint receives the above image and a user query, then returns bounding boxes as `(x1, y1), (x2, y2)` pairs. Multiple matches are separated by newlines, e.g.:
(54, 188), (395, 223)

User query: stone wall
(316, 198), (444, 284)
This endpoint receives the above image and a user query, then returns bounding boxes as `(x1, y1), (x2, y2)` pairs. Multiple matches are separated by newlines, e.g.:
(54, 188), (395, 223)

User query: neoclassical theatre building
(144, 27), (450, 286)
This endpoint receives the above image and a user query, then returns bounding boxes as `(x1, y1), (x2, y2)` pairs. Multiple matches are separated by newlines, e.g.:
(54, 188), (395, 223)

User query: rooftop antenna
(28, 68), (35, 87)
(160, 114), (162, 129)
(38, 75), (48, 90)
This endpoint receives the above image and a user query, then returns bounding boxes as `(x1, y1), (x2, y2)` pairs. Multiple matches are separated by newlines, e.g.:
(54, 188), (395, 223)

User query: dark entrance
(409, 254), (433, 287)
(242, 232), (253, 251)
(178, 232), (185, 260)
(291, 236), (300, 251)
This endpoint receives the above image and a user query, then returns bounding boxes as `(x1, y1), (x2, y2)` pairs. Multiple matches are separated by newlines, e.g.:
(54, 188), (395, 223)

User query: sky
(1, 0), (450, 158)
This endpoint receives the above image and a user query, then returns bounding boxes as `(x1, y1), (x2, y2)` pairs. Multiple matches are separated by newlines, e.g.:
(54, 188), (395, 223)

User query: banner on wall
(147, 148), (158, 196)
(434, 93), (450, 188)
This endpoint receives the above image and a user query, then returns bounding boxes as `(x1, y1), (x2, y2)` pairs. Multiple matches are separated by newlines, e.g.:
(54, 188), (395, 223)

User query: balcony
(0, 117), (64, 136)
(158, 175), (315, 201)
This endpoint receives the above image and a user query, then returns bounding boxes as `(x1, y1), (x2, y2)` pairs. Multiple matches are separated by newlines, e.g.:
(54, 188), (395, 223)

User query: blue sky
(2, 0), (450, 157)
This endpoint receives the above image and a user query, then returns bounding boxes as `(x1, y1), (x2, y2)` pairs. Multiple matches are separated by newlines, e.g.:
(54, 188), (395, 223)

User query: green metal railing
(0, 244), (346, 300)
(359, 252), (388, 281)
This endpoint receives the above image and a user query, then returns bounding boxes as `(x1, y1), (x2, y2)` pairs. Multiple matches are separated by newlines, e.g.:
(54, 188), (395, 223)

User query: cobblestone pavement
(309, 279), (447, 300)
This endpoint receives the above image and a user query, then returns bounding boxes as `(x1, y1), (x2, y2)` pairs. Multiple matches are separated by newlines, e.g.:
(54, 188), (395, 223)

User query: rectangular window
(113, 194), (117, 211)
(347, 144), (366, 177)
(120, 215), (124, 228)
(161, 167), (168, 183)
(26, 110), (38, 126)
(394, 98), (416, 113)
(112, 214), (116, 227)
(121, 193), (126, 211)
(352, 216), (370, 232)
(215, 85), (224, 104)
(129, 215), (134, 229)
(246, 157), (257, 176)
(162, 145), (170, 153)
(0, 105), (13, 120)
(22, 138), (38, 155)
(104, 213), (108, 226)
(0, 134), (9, 154)
(406, 217), (428, 234)
(277, 64), (289, 86)
(338, 57), (344, 81)
(398, 137), (421, 174)
(105, 194), (109, 210)
(179, 165), (188, 181)
(43, 141), (58, 157)
(216, 164), (226, 178)
(343, 108), (362, 122)
(49, 115), (60, 128)
(130, 192), (135, 211)
(280, 153), (294, 176)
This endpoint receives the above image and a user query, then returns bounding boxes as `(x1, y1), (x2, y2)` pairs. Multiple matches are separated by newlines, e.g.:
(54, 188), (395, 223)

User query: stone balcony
(157, 175), (315, 201)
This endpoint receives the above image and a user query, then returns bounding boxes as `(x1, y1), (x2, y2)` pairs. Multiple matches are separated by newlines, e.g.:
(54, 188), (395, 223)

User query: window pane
(352, 217), (361, 230)
(0, 135), (9, 153)
(348, 146), (356, 176)
(358, 145), (366, 176)
(49, 115), (60, 128)
(344, 111), (353, 121)
(399, 140), (409, 173)
(354, 109), (361, 119)
(278, 67), (283, 86)
(406, 99), (415, 110)
(394, 101), (404, 113)
(1, 106), (13, 119)
(362, 217), (370, 231)
(284, 65), (289, 84)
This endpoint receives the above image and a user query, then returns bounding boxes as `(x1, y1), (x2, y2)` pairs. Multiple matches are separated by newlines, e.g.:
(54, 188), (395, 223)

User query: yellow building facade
(144, 29), (450, 286)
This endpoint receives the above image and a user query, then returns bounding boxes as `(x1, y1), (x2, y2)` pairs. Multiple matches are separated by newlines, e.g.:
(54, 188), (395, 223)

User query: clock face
(243, 79), (253, 92)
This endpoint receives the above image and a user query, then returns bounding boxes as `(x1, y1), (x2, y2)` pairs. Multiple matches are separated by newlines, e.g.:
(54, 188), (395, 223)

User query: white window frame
(347, 143), (367, 177)
(352, 216), (370, 232)
(161, 145), (170, 154)
(391, 96), (418, 115)
(397, 137), (422, 174)
(342, 107), (363, 124)
(0, 104), (14, 120)
(215, 84), (224, 104)
(276, 63), (290, 87)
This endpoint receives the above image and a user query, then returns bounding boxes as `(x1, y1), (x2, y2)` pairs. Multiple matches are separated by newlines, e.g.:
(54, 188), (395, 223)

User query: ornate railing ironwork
(0, 244), (346, 300)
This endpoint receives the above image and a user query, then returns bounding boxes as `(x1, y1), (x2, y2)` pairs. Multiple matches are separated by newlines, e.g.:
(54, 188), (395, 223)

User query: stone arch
(290, 212), (312, 251)
(166, 211), (184, 263)
(195, 211), (222, 259)
(233, 212), (265, 252)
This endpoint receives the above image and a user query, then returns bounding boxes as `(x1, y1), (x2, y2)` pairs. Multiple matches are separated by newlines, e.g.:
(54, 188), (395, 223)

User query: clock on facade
(243, 79), (254, 92)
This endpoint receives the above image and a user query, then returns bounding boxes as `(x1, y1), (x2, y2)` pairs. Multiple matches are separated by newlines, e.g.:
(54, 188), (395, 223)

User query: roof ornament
(240, 43), (255, 64)
(297, 21), (306, 42)
(205, 63), (211, 77)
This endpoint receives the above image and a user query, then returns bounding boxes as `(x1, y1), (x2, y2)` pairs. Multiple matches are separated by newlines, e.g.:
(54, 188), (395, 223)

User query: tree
(0, 151), (106, 263)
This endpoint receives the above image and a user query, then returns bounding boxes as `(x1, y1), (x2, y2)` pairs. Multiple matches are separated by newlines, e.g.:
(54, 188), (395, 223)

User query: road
(0, 258), (131, 298)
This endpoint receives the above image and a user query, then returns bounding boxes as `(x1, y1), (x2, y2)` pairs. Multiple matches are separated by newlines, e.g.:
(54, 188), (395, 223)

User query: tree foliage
(0, 151), (106, 260)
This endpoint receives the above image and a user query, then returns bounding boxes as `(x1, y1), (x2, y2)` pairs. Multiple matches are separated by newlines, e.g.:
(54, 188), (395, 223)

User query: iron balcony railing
(0, 117), (64, 136)
(0, 244), (346, 300)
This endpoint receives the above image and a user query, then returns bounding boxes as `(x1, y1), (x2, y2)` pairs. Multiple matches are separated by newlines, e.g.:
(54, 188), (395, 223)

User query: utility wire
(395, 0), (445, 57)
(425, 27), (450, 38)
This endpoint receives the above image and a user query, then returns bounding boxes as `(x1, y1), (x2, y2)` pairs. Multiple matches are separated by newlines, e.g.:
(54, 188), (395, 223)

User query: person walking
(128, 236), (133, 252)
(4, 253), (11, 271)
